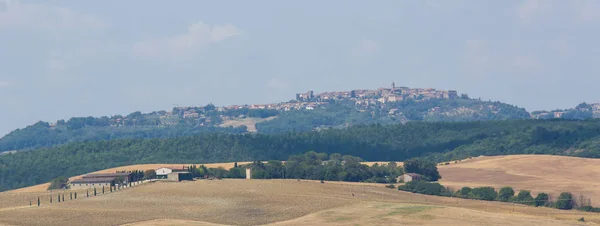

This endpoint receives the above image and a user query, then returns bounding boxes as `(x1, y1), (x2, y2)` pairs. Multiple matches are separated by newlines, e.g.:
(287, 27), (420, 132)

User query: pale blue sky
(1, 0), (599, 135)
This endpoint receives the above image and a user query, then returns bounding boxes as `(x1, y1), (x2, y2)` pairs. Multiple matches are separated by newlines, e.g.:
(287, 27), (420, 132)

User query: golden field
(438, 155), (600, 204)
(1, 179), (598, 226)
(2, 155), (600, 225)
(8, 161), (396, 193)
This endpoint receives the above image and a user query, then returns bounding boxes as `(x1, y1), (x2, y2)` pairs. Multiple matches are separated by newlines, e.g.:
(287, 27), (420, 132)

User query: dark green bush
(557, 192), (575, 210)
(469, 187), (497, 201)
(534, 193), (549, 207)
(498, 187), (515, 202)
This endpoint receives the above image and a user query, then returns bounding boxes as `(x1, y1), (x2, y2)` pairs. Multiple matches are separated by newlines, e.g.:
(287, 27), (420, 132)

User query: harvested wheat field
(8, 162), (252, 193)
(10, 161), (394, 193)
(439, 155), (600, 204)
(0, 179), (598, 226)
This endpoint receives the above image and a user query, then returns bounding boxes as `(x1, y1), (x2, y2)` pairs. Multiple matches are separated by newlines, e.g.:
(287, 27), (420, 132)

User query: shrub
(398, 181), (451, 196)
(578, 206), (600, 213)
(403, 158), (441, 181)
(578, 217), (585, 222)
(557, 192), (575, 210)
(515, 190), (535, 205)
(385, 184), (396, 189)
(534, 193), (549, 207)
(48, 176), (68, 190)
(498, 187), (515, 202)
(469, 187), (497, 201)
(457, 187), (472, 198)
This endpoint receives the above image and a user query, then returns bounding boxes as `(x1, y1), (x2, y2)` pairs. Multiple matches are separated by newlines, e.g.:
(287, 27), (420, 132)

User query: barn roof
(70, 177), (115, 184)
(81, 172), (132, 178)
(168, 171), (192, 175)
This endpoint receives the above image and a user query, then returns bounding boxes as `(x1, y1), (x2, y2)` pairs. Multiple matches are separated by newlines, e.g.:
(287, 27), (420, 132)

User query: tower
(246, 168), (252, 179)
(392, 82), (396, 90)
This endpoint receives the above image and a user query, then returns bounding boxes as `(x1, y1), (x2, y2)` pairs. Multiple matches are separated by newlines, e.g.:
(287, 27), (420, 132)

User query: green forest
(0, 98), (531, 152)
(3, 119), (600, 191)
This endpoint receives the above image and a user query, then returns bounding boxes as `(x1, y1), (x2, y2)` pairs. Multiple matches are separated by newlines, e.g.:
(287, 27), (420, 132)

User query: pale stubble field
(1, 179), (598, 226)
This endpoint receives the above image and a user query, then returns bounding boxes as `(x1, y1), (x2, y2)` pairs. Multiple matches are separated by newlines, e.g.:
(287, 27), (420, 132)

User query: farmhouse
(82, 172), (133, 183)
(69, 177), (115, 190)
(155, 166), (187, 179)
(167, 172), (193, 182)
(69, 172), (134, 190)
(398, 173), (422, 183)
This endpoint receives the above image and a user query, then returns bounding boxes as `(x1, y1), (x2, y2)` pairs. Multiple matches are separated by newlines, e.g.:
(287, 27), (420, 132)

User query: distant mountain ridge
(0, 84), (595, 153)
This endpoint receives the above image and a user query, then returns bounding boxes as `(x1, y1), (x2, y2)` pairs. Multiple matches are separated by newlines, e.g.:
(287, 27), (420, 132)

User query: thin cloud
(511, 55), (542, 71)
(0, 0), (106, 32)
(515, 0), (553, 24)
(462, 39), (490, 75)
(132, 21), (241, 58)
(571, 0), (600, 22)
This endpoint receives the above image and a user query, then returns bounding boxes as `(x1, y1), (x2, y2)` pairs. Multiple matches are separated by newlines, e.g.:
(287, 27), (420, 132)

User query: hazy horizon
(1, 0), (599, 135)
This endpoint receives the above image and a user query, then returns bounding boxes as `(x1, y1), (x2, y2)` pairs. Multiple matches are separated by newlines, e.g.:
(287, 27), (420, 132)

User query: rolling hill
(439, 155), (600, 205)
(1, 179), (597, 225)
(0, 86), (531, 153)
(4, 119), (600, 191)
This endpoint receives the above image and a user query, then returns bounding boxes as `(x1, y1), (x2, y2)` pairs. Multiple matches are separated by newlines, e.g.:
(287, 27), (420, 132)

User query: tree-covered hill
(3, 119), (600, 191)
(0, 98), (530, 153)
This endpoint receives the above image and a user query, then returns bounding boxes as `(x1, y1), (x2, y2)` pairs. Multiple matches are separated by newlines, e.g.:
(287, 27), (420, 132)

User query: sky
(0, 0), (599, 135)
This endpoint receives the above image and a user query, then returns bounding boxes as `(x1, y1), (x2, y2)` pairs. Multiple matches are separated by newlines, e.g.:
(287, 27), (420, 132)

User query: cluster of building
(67, 166), (255, 190)
(296, 83), (459, 107)
(70, 172), (134, 189)
(68, 168), (194, 190)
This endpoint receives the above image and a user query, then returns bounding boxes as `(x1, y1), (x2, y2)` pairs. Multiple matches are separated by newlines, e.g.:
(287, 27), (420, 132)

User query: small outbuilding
(398, 173), (422, 183)
(246, 168), (252, 179)
(167, 172), (193, 182)
(155, 166), (187, 179)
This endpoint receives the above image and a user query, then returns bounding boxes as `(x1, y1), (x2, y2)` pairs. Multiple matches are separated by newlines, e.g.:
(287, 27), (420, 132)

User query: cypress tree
(50, 196), (53, 203)
(102, 186), (105, 194)
(57, 194), (60, 203)
(74, 192), (77, 199)
(62, 194), (64, 202)
(94, 187), (97, 196)
(87, 189), (89, 197)
(38, 197), (40, 206)
(70, 193), (72, 200)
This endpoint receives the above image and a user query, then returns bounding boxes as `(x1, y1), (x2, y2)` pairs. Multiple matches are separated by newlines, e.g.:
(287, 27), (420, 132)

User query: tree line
(4, 119), (600, 191)
(398, 181), (600, 212)
(176, 152), (407, 183)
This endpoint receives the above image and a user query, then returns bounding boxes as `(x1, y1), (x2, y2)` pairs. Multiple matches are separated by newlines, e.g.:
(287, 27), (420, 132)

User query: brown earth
(438, 155), (600, 205)
(0, 179), (598, 226)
